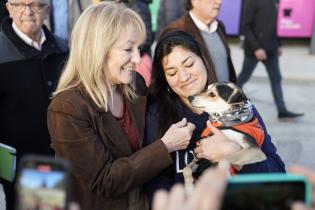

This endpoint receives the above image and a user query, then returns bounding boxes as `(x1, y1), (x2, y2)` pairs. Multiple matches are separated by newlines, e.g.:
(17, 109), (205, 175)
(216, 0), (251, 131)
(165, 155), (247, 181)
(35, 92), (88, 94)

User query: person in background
(145, 30), (285, 205)
(0, 0), (68, 209)
(160, 0), (236, 83)
(0, 183), (5, 210)
(113, 0), (153, 86)
(0, 0), (8, 24)
(50, 0), (68, 40)
(156, 0), (185, 38)
(51, 0), (98, 41)
(129, 0), (154, 86)
(47, 2), (195, 210)
(237, 0), (304, 119)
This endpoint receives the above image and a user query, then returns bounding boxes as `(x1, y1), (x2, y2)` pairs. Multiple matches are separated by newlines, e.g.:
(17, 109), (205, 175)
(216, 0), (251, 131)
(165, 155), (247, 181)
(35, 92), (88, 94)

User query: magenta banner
(218, 0), (243, 35)
(277, 0), (315, 37)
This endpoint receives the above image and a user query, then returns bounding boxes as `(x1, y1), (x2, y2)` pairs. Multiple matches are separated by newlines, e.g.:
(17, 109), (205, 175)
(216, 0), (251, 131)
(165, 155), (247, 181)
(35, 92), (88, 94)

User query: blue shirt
(52, 0), (68, 40)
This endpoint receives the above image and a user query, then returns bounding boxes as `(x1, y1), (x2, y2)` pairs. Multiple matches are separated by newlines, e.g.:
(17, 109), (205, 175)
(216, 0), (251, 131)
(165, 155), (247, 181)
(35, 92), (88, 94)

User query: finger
(187, 122), (196, 131)
(69, 202), (80, 210)
(199, 169), (227, 210)
(289, 166), (315, 183)
(194, 146), (201, 155)
(291, 202), (309, 210)
(174, 118), (187, 128)
(195, 150), (204, 159)
(206, 121), (221, 134)
(152, 190), (168, 210)
(167, 184), (186, 210)
(187, 168), (227, 210)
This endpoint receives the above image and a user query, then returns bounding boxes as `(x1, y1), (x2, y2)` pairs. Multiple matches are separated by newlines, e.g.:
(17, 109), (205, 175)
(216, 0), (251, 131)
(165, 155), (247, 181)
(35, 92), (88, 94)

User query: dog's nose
(188, 95), (194, 102)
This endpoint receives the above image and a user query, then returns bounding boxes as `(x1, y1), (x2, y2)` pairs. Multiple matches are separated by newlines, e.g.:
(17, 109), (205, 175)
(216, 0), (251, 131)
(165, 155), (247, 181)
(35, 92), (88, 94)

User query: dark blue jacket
(145, 101), (285, 204)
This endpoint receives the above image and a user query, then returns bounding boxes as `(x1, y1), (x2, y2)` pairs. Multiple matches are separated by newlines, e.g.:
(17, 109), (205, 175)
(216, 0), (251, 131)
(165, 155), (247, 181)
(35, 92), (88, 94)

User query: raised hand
(161, 118), (195, 153)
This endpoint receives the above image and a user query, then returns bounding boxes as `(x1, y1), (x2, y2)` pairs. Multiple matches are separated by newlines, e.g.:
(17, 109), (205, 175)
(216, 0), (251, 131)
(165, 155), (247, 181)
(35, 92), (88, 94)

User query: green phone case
(0, 143), (17, 182)
(228, 173), (312, 207)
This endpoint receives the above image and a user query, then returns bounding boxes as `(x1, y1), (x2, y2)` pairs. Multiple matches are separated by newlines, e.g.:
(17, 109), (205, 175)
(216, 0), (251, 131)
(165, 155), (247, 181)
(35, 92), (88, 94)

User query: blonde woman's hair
(54, 1), (146, 111)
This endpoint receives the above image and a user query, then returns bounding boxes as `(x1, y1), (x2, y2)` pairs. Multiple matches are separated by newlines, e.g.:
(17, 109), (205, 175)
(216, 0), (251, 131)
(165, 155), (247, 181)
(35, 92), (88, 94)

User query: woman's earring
(167, 87), (170, 92)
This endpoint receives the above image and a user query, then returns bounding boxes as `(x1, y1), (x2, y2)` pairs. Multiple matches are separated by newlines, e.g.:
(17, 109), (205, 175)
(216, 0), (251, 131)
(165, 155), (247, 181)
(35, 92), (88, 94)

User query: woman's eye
(125, 48), (132, 52)
(186, 62), (194, 67)
(167, 71), (177, 77)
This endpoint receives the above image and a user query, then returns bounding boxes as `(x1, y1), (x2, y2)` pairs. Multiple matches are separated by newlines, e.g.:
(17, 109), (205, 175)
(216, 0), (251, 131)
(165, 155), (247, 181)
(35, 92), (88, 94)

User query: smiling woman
(145, 30), (286, 206)
(47, 2), (196, 210)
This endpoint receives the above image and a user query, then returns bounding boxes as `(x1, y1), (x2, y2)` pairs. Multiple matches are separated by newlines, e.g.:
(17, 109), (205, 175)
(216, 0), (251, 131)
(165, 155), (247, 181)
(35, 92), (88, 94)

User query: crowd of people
(0, 0), (309, 210)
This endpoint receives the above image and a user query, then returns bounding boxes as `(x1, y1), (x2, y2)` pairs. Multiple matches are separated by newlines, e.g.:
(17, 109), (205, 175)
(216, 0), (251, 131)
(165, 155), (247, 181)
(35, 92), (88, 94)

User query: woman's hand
(152, 167), (227, 210)
(161, 118), (195, 153)
(194, 121), (241, 162)
(289, 166), (315, 210)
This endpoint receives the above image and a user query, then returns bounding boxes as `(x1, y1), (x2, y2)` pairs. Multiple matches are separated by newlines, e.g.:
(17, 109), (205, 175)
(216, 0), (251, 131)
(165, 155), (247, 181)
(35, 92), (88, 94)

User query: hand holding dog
(194, 121), (241, 162)
(161, 118), (196, 153)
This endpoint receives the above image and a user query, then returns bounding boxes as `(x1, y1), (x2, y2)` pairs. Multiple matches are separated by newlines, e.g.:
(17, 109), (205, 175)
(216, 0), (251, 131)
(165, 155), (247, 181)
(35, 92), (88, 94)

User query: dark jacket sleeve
(242, 0), (260, 52)
(47, 95), (173, 197)
(239, 107), (286, 173)
(144, 104), (175, 205)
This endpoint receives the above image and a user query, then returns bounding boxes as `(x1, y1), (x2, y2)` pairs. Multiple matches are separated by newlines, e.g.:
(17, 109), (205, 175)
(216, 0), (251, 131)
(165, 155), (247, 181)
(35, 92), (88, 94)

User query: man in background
(0, 0), (68, 209)
(237, 0), (304, 119)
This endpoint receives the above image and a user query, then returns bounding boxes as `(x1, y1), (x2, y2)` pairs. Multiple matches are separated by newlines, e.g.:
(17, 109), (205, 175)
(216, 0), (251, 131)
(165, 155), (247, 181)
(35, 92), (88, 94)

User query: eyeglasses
(9, 2), (47, 13)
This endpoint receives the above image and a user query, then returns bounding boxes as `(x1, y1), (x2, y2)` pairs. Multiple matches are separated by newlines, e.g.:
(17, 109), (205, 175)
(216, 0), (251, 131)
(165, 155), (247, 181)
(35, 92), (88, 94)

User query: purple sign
(277, 0), (315, 37)
(218, 0), (243, 35)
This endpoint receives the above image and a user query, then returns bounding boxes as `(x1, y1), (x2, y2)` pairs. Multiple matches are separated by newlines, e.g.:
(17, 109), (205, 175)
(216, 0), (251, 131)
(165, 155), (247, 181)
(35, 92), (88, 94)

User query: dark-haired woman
(145, 31), (285, 204)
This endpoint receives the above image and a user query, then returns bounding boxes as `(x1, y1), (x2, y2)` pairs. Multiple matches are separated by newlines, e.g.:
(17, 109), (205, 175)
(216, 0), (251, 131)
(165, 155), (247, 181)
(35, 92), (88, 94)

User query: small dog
(183, 82), (266, 195)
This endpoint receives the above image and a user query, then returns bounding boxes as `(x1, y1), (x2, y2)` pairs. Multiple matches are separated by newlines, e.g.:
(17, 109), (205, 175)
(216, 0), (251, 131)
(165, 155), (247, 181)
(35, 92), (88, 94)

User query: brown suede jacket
(47, 75), (172, 210)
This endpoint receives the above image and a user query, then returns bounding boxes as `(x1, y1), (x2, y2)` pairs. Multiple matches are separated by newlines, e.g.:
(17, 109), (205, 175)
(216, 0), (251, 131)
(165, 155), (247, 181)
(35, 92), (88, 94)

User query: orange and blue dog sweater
(200, 117), (265, 174)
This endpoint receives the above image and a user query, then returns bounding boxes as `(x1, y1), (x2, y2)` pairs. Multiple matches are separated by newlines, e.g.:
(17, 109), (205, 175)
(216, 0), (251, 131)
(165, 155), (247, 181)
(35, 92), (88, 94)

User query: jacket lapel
(78, 87), (133, 156)
(78, 86), (147, 156)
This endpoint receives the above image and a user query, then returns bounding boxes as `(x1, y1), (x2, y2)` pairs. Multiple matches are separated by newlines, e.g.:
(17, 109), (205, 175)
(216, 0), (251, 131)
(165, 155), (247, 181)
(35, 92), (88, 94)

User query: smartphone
(15, 155), (70, 210)
(0, 142), (17, 182)
(222, 173), (312, 210)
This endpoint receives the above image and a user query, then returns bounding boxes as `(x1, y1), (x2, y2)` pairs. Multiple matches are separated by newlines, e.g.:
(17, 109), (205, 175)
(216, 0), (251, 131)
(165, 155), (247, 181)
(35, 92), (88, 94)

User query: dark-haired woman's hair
(149, 30), (216, 136)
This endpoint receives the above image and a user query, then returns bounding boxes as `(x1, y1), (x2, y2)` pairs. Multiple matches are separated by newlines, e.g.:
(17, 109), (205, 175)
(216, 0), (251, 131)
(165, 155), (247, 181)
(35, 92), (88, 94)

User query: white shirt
(12, 22), (46, 51)
(189, 11), (218, 34)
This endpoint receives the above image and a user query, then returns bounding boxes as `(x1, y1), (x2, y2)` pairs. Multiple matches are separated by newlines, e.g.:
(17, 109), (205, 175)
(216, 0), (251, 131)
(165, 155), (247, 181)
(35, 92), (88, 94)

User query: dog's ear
(227, 90), (247, 103)
(216, 84), (234, 102)
(216, 83), (248, 103)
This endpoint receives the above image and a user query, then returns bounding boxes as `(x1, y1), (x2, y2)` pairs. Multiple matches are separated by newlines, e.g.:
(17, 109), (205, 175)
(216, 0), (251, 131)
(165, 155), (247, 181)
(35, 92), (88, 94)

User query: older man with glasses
(0, 1), (68, 209)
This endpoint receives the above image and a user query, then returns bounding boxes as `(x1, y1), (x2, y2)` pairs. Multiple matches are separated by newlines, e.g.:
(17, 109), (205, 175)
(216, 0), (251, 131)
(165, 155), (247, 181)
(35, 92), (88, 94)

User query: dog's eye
(209, 92), (216, 97)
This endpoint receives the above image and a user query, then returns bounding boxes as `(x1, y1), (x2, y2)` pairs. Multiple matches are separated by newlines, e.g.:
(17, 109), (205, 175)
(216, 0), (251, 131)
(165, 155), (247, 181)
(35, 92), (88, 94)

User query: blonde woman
(47, 2), (195, 210)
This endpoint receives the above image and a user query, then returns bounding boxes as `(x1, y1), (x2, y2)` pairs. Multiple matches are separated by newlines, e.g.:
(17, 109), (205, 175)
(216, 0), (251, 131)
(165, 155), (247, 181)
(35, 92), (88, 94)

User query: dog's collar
(209, 100), (254, 127)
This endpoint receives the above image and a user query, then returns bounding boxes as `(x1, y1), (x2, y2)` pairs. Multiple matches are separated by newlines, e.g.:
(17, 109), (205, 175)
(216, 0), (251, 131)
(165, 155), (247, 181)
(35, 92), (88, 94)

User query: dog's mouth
(191, 103), (205, 109)
(188, 96), (206, 109)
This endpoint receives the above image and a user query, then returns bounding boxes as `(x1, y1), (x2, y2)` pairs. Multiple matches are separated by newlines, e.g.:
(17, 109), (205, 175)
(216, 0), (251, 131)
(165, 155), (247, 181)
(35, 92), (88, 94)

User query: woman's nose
(131, 48), (141, 65)
(179, 68), (190, 82)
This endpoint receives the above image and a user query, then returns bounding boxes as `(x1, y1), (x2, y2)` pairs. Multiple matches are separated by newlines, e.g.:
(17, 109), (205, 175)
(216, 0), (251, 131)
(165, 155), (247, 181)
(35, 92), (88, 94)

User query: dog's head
(188, 82), (248, 114)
